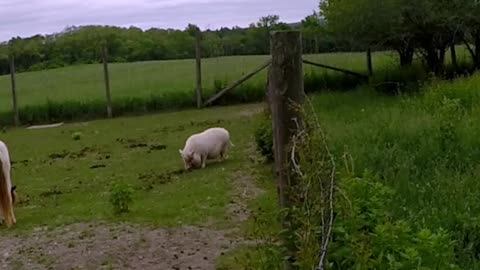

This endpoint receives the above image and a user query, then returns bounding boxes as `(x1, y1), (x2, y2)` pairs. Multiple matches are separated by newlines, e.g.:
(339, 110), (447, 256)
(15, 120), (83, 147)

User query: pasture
(0, 51), (401, 116)
(0, 102), (274, 269)
(2, 46), (480, 269)
(0, 46), (472, 113)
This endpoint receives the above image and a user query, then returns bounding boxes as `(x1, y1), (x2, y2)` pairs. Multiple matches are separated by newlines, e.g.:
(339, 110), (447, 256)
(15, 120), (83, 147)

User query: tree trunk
(425, 46), (446, 75)
(450, 43), (457, 70)
(475, 30), (480, 68)
(366, 47), (373, 76)
(398, 47), (414, 67)
(439, 48), (446, 66)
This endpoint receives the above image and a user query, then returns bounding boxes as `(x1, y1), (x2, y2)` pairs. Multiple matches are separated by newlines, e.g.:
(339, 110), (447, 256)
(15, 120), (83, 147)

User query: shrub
(71, 131), (82, 140)
(254, 114), (273, 162)
(329, 171), (459, 270)
(109, 183), (134, 215)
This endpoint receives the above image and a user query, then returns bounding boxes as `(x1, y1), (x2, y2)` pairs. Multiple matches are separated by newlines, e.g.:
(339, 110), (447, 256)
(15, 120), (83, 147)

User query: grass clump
(109, 183), (134, 215)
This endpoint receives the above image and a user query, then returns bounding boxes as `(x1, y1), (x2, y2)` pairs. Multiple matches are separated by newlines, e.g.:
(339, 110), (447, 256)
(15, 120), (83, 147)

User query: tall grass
(304, 72), (480, 268)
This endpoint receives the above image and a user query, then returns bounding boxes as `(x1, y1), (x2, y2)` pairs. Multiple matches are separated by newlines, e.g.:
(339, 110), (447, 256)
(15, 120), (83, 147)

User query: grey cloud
(0, 0), (317, 42)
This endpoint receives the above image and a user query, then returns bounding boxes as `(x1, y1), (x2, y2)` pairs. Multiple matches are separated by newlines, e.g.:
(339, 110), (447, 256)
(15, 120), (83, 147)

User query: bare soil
(0, 223), (241, 270)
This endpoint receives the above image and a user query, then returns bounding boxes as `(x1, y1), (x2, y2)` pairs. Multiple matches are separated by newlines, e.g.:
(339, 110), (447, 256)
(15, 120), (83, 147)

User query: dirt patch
(227, 144), (265, 223)
(189, 119), (230, 128)
(137, 169), (186, 191)
(116, 138), (167, 152)
(0, 223), (240, 270)
(149, 144), (167, 151)
(39, 186), (63, 198)
(11, 159), (31, 167)
(227, 171), (265, 223)
(48, 146), (108, 160)
(236, 106), (264, 117)
(90, 164), (107, 169)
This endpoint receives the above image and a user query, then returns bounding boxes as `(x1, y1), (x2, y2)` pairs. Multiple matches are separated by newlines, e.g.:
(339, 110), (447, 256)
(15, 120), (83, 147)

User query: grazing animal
(0, 140), (16, 227)
(179, 127), (234, 170)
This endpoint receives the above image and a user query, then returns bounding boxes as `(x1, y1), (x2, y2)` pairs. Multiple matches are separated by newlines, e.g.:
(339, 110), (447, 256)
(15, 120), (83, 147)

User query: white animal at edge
(179, 127), (234, 170)
(0, 140), (16, 227)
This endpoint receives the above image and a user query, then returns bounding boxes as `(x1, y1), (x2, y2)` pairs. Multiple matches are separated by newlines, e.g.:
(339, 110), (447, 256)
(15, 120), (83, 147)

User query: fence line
(302, 59), (369, 79)
(3, 28), (375, 125)
(202, 59), (272, 107)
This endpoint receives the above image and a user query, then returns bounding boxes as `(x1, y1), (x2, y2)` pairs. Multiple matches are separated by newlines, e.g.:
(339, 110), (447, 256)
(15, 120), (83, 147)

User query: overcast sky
(0, 0), (318, 42)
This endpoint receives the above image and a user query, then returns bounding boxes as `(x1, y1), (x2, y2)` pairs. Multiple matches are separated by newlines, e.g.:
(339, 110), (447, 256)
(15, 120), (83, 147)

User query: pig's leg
(221, 142), (229, 160)
(201, 154), (206, 168)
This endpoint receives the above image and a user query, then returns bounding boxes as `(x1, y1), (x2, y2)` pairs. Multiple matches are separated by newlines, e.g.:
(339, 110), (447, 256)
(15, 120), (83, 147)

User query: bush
(254, 114), (273, 162)
(329, 171), (459, 270)
(109, 183), (134, 215)
(71, 131), (82, 140)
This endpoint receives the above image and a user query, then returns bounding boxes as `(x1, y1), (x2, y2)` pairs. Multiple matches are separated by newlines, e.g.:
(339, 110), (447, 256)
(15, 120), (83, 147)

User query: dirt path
(1, 223), (243, 270)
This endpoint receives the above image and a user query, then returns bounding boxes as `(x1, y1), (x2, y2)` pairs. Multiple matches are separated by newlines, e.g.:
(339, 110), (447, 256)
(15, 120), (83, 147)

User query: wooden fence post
(9, 54), (19, 126)
(102, 46), (113, 118)
(367, 47), (373, 76)
(268, 30), (304, 269)
(195, 29), (202, 108)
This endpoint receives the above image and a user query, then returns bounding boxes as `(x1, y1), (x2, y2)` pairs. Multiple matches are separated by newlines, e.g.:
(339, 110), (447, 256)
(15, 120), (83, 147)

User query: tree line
(6, 0), (476, 77)
(0, 15), (331, 75)
(320, 0), (480, 74)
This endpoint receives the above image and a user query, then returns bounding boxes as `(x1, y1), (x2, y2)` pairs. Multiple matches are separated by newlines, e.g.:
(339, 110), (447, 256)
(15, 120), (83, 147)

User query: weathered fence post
(367, 47), (373, 76)
(195, 28), (202, 108)
(268, 30), (304, 269)
(102, 45), (113, 118)
(9, 54), (19, 126)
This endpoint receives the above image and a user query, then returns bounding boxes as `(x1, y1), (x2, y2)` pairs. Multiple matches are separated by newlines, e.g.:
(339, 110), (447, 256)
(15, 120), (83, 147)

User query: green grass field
(0, 51), (403, 115)
(0, 103), (264, 230)
(0, 47), (472, 125)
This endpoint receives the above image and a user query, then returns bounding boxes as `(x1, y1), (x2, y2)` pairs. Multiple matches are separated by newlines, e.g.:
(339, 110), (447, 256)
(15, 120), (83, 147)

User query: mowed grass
(0, 103), (262, 231)
(0, 51), (403, 115)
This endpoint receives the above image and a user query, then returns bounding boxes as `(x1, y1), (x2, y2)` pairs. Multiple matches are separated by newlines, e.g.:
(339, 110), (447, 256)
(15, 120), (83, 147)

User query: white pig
(179, 127), (233, 170)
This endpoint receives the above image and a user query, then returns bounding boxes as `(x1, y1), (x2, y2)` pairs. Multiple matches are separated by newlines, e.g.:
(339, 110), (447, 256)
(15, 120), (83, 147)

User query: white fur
(0, 140), (16, 226)
(179, 127), (233, 170)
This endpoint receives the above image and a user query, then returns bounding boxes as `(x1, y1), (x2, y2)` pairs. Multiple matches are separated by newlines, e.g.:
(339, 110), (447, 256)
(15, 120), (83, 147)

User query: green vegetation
(1, 47), (473, 126)
(109, 183), (134, 215)
(321, 0), (480, 73)
(0, 50), (412, 125)
(3, 1), (480, 267)
(0, 103), (260, 231)
(236, 72), (480, 268)
(0, 16), (291, 75)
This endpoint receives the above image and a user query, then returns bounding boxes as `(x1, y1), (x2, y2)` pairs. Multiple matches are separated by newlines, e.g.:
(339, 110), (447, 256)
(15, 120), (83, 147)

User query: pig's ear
(178, 149), (183, 155)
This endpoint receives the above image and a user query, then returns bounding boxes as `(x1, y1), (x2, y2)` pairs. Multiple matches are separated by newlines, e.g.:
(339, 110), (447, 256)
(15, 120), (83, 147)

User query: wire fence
(0, 28), (378, 126)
